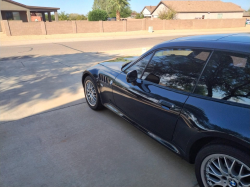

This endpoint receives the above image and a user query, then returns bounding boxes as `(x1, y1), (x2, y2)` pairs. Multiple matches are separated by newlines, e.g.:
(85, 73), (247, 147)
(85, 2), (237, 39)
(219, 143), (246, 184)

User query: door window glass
(142, 48), (211, 92)
(13, 12), (21, 20)
(194, 51), (250, 105)
(124, 53), (153, 78)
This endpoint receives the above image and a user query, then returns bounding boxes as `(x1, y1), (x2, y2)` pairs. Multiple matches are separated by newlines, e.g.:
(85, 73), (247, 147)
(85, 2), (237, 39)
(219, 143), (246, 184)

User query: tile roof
(160, 1), (244, 13)
(3, 0), (60, 10)
(145, 6), (157, 13)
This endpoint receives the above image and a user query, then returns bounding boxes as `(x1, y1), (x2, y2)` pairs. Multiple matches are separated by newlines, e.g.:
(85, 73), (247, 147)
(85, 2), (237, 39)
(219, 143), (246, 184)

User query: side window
(124, 53), (153, 78)
(142, 48), (211, 92)
(194, 51), (250, 105)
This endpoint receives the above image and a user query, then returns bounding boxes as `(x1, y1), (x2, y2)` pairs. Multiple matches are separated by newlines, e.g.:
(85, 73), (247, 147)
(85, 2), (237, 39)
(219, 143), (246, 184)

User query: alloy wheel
(85, 80), (97, 107)
(201, 154), (250, 187)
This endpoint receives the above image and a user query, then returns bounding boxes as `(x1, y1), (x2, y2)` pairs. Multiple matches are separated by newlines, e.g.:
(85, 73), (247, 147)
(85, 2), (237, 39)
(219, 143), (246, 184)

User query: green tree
(68, 13), (87, 20)
(58, 11), (69, 20)
(92, 0), (108, 10)
(108, 0), (130, 21)
(135, 13), (144, 19)
(88, 9), (108, 21)
(109, 5), (132, 18)
(45, 14), (55, 21)
(158, 6), (176, 20)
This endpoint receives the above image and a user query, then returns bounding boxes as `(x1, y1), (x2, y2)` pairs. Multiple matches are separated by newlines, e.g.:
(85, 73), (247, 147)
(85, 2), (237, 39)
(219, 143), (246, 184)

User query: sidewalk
(1, 26), (250, 46)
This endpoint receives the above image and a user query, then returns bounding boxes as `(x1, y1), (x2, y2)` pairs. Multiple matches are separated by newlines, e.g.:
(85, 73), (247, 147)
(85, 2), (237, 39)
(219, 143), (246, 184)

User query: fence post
(72, 21), (77, 33)
(123, 20), (127, 32)
(142, 18), (146, 30)
(0, 21), (5, 33)
(41, 21), (47, 35)
(3, 20), (11, 36)
(99, 20), (104, 33)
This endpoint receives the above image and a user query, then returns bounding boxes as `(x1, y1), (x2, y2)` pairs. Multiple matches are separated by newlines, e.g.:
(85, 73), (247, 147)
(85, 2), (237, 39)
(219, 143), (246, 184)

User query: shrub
(88, 9), (108, 21)
(135, 13), (144, 19)
(58, 11), (69, 20)
(69, 13), (87, 20)
(158, 7), (176, 20)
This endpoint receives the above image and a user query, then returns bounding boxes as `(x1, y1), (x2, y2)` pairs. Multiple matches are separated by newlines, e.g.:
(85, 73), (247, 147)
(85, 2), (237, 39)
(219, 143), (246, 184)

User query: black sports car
(82, 34), (250, 187)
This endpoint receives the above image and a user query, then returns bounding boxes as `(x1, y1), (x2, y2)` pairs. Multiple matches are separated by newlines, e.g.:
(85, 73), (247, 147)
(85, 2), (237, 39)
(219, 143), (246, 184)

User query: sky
(17, 0), (250, 14)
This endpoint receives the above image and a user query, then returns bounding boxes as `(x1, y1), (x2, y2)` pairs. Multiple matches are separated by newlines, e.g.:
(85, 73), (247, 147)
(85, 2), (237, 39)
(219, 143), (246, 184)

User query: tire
(195, 144), (250, 187)
(84, 76), (103, 110)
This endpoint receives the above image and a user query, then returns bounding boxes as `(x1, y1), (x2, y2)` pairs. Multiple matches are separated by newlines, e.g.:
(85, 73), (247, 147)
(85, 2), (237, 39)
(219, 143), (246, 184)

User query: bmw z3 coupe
(82, 34), (250, 187)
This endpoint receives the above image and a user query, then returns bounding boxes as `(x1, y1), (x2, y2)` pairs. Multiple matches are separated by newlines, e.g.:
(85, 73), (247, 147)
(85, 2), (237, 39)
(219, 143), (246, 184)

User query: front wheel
(84, 76), (103, 110)
(195, 144), (250, 187)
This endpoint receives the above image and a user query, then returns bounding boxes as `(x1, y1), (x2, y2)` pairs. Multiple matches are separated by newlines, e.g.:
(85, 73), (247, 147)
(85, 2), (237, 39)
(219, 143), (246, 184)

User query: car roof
(152, 33), (250, 54)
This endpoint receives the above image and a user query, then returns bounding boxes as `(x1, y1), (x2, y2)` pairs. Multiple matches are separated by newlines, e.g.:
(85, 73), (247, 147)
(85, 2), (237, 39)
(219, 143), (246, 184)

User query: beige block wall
(220, 19), (233, 28)
(127, 20), (143, 31)
(165, 20), (180, 29)
(2, 19), (246, 36)
(0, 21), (6, 34)
(45, 21), (73, 35)
(207, 19), (222, 29)
(179, 20), (193, 29)
(76, 21), (99, 33)
(146, 20), (164, 30)
(192, 20), (208, 29)
(103, 21), (123, 32)
(8, 21), (42, 36)
(231, 18), (246, 27)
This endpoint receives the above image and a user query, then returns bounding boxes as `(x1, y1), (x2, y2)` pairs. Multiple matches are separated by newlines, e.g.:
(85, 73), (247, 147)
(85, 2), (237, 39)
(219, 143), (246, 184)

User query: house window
(217, 13), (223, 19)
(5, 12), (13, 20)
(5, 12), (21, 20)
(13, 12), (21, 20)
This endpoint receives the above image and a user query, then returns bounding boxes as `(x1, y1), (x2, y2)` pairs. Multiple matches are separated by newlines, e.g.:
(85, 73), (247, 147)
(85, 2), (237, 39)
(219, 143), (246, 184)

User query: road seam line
(53, 42), (84, 53)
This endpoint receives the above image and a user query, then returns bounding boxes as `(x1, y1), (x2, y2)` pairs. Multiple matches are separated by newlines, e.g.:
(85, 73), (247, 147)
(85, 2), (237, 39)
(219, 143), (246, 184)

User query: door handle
(159, 100), (175, 109)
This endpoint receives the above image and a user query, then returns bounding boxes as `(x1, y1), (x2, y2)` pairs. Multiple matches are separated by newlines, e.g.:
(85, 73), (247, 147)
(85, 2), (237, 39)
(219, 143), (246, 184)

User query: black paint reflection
(142, 49), (211, 92)
(194, 51), (250, 105)
(180, 98), (250, 142)
(124, 53), (153, 78)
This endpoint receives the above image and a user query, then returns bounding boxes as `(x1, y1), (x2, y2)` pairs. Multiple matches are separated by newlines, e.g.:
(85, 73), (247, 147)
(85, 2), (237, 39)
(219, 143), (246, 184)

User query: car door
(113, 48), (212, 141)
(173, 50), (250, 150)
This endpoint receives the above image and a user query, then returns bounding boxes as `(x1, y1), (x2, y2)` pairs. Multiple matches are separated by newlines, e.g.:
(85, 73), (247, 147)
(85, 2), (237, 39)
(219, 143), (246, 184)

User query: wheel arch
(82, 71), (94, 87)
(186, 133), (250, 164)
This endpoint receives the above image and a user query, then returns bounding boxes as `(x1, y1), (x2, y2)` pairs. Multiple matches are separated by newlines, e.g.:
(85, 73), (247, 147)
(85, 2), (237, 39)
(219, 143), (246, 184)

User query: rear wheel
(84, 76), (103, 110)
(195, 144), (250, 187)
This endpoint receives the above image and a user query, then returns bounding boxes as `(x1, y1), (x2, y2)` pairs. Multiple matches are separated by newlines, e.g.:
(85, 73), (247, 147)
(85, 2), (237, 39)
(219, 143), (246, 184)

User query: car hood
(99, 56), (138, 71)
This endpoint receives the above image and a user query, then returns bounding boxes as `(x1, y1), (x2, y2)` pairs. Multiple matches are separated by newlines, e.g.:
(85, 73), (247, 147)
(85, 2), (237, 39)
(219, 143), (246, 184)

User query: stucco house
(0, 0), (60, 24)
(151, 1), (244, 19)
(141, 6), (156, 18)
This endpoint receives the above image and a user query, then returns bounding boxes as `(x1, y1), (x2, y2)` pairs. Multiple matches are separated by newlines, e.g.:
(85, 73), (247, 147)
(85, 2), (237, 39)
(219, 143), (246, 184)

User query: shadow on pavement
(0, 52), (115, 122)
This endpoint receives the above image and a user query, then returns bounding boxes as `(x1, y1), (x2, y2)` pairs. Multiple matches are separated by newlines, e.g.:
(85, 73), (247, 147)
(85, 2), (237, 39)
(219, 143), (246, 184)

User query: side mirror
(126, 70), (137, 83)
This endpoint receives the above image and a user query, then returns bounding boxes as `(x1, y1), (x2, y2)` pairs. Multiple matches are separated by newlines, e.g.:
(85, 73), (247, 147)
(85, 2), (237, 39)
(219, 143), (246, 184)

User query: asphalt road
(0, 35), (184, 58)
(0, 35), (198, 187)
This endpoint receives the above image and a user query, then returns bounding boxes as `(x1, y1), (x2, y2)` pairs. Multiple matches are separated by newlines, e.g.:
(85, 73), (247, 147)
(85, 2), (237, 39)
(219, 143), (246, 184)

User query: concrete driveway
(0, 38), (198, 187)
